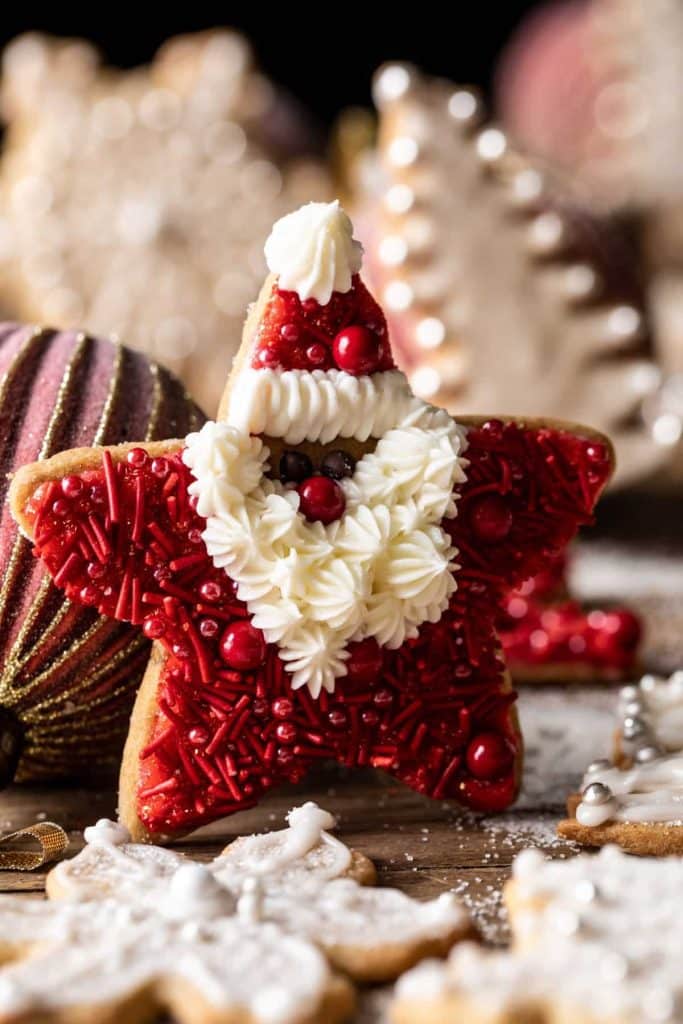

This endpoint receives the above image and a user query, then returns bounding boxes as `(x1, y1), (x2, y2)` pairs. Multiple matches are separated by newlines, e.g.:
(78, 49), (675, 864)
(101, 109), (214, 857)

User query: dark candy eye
(321, 449), (356, 480)
(279, 451), (313, 483)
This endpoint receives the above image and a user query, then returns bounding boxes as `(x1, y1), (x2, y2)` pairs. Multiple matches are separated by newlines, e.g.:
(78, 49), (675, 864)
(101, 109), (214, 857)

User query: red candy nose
(333, 326), (384, 375)
(219, 621), (266, 670)
(297, 476), (346, 524)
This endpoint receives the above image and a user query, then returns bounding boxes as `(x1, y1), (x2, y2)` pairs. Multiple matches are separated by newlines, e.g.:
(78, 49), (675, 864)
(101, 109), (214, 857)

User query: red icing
(252, 277), (395, 373)
(297, 476), (346, 524)
(24, 420), (610, 836)
(499, 551), (641, 679)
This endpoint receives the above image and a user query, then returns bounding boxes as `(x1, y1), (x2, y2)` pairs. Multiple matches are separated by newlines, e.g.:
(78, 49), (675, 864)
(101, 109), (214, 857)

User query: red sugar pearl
(328, 709), (348, 728)
(280, 323), (300, 342)
(199, 617), (219, 639)
(373, 688), (394, 709)
(470, 494), (513, 543)
(143, 616), (166, 640)
(87, 562), (106, 580)
(79, 585), (98, 605)
(52, 499), (70, 518)
(127, 447), (148, 467)
(62, 475), (84, 499)
(150, 458), (169, 478)
(219, 621), (266, 670)
(199, 580), (222, 603)
(306, 343), (331, 368)
(298, 476), (345, 524)
(332, 326), (383, 375)
(466, 732), (514, 780)
(272, 698), (294, 719)
(275, 722), (297, 744)
(188, 726), (209, 746)
(346, 638), (383, 685)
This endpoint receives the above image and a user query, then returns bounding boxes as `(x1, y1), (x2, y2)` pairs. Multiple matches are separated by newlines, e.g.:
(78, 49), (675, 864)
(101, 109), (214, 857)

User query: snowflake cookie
(392, 845), (683, 1024)
(0, 802), (470, 1023)
(10, 200), (614, 840)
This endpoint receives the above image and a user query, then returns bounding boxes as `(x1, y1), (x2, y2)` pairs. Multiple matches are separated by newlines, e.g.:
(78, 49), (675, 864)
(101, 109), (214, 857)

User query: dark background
(0, 4), (542, 124)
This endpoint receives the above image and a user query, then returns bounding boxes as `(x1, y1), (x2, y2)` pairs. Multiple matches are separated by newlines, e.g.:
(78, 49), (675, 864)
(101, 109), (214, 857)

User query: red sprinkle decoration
(23, 415), (611, 837)
(251, 278), (395, 373)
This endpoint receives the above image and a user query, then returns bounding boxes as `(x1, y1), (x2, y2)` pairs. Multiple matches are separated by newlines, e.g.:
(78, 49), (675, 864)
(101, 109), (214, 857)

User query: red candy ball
(346, 638), (383, 685)
(466, 732), (514, 780)
(297, 476), (346, 524)
(219, 621), (266, 670)
(332, 326), (383, 375)
(470, 495), (513, 543)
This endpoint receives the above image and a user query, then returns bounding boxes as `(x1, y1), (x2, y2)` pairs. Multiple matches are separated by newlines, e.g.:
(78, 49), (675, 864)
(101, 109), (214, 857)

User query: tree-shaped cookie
(0, 31), (330, 412)
(10, 201), (614, 841)
(358, 63), (663, 490)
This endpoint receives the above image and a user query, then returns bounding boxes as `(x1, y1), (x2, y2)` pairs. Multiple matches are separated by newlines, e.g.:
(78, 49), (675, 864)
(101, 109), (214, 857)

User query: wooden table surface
(0, 514), (681, 1022)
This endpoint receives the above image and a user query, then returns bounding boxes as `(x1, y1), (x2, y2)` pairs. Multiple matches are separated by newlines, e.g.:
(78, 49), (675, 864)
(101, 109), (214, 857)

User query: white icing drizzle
(394, 846), (683, 1023)
(264, 200), (363, 305)
(183, 412), (467, 697)
(577, 756), (683, 827)
(83, 818), (131, 846)
(166, 863), (236, 920)
(225, 368), (453, 446)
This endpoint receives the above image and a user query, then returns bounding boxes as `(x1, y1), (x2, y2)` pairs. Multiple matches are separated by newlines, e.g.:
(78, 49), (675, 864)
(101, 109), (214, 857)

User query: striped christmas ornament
(0, 323), (204, 785)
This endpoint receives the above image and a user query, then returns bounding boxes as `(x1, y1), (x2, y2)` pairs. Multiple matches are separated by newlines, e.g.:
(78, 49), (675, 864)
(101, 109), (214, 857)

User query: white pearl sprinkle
(415, 317), (446, 349)
(607, 305), (641, 340)
(448, 90), (478, 123)
(388, 137), (419, 168)
(384, 184), (414, 214)
(476, 128), (507, 162)
(374, 65), (412, 104)
(378, 235), (408, 267)
(410, 366), (442, 398)
(383, 280), (414, 312)
(528, 211), (564, 252)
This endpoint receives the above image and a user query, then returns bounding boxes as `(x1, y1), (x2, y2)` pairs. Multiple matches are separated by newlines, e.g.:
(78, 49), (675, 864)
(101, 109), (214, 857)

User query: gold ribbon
(0, 822), (69, 870)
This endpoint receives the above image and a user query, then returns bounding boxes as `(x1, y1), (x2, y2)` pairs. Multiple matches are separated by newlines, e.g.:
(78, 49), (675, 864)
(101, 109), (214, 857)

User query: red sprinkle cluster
(24, 421), (610, 836)
(499, 552), (641, 680)
(252, 279), (395, 374)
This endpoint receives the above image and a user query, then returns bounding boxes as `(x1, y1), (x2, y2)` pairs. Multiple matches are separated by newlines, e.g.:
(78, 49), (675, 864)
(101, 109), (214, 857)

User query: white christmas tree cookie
(392, 845), (683, 1024)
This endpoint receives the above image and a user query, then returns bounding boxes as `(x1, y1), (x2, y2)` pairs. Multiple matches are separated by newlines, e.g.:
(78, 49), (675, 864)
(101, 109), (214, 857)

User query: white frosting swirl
(264, 200), (363, 304)
(183, 411), (467, 697)
(226, 368), (452, 445)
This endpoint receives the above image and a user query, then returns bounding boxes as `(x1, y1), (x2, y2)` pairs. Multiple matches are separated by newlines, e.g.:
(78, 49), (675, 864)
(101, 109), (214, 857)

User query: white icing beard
(577, 756), (683, 827)
(184, 370), (468, 697)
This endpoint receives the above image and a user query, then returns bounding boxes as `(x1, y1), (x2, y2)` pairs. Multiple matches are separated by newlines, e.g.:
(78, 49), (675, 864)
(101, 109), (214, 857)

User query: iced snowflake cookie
(49, 802), (469, 984)
(10, 200), (614, 841)
(558, 670), (683, 853)
(391, 845), (683, 1024)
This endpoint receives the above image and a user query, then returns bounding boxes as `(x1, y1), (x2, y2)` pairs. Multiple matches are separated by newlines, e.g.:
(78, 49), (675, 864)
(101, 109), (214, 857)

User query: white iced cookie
(392, 845), (683, 1024)
(618, 670), (683, 757)
(46, 802), (470, 986)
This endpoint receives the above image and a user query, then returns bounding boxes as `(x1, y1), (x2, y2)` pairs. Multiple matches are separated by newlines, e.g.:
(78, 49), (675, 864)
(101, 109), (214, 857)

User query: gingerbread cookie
(392, 844), (683, 1023)
(0, 31), (330, 413)
(10, 200), (614, 841)
(558, 670), (683, 853)
(0, 324), (203, 788)
(48, 801), (470, 984)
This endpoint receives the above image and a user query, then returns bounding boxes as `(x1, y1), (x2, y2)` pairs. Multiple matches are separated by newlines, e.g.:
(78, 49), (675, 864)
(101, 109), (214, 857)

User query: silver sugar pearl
(620, 685), (639, 702)
(635, 745), (662, 764)
(582, 782), (613, 805)
(586, 758), (612, 774)
(623, 716), (647, 740)
(623, 699), (643, 717)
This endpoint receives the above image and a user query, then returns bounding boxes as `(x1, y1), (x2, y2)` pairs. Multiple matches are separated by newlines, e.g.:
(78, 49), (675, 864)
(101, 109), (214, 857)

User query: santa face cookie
(392, 844), (683, 1024)
(10, 200), (615, 841)
(558, 670), (683, 854)
(48, 801), (470, 985)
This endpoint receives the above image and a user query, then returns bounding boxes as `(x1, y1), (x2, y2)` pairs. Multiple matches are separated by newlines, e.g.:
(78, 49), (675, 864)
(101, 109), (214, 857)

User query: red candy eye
(297, 476), (346, 524)
(219, 621), (266, 670)
(332, 326), (384, 375)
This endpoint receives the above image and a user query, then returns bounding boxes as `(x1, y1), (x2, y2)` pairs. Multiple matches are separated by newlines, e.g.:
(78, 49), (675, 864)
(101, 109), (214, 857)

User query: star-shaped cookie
(10, 200), (614, 840)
